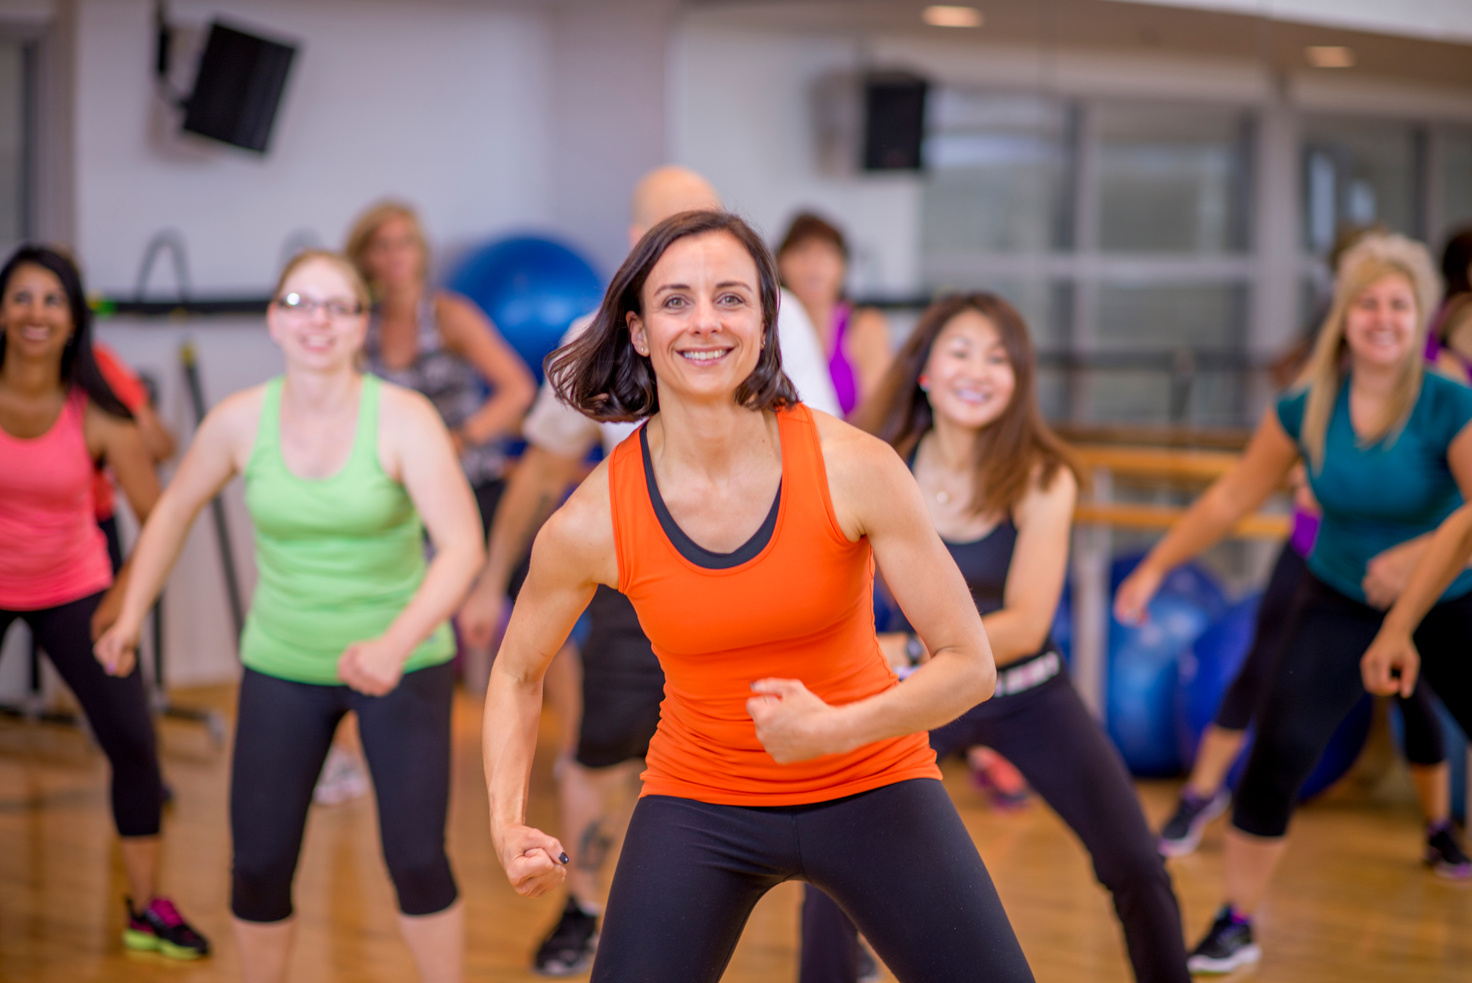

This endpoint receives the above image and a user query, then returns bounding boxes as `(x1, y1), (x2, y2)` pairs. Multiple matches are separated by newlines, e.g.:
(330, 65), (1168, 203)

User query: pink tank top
(0, 389), (112, 610)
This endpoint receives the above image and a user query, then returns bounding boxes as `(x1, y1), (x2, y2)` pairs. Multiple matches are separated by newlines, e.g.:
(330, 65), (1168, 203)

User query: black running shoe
(533, 897), (599, 977)
(1426, 823), (1472, 880)
(1157, 788), (1230, 857)
(1186, 905), (1261, 975)
(122, 897), (210, 960)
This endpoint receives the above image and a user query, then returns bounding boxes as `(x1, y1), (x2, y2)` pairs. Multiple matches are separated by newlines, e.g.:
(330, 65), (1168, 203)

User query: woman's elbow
(970, 649), (997, 704)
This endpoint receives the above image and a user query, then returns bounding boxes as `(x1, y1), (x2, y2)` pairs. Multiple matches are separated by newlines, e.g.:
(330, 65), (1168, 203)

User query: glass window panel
(0, 41), (25, 253)
(921, 92), (1068, 254)
(1095, 281), (1247, 351)
(1096, 104), (1250, 254)
(1301, 116), (1418, 253)
(1440, 128), (1472, 248)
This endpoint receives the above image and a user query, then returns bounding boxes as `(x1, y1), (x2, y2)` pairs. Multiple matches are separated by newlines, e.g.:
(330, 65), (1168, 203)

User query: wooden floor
(1, 685), (1469, 982)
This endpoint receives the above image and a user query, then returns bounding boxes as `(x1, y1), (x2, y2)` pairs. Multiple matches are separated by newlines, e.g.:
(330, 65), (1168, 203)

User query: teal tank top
(1276, 371), (1472, 604)
(241, 375), (455, 684)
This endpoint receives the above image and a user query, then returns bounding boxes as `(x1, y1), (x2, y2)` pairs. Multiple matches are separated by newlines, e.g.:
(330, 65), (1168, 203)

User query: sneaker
(122, 897), (210, 960)
(967, 747), (1031, 812)
(313, 746), (370, 806)
(1157, 787), (1230, 857)
(1425, 822), (1472, 880)
(1186, 905), (1261, 975)
(533, 897), (599, 976)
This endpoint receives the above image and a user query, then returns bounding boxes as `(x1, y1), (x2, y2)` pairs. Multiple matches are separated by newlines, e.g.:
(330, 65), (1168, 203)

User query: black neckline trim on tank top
(639, 424), (781, 570)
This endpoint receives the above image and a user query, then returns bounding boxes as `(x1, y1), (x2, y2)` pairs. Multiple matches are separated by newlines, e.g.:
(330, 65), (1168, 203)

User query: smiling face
(361, 213), (425, 290)
(921, 309), (1017, 433)
(777, 236), (846, 312)
(0, 263), (73, 366)
(266, 257), (369, 372)
(1343, 272), (1419, 372)
(626, 230), (766, 406)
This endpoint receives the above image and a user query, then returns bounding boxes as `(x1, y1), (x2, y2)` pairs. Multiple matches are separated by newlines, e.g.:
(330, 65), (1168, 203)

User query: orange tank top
(609, 402), (941, 806)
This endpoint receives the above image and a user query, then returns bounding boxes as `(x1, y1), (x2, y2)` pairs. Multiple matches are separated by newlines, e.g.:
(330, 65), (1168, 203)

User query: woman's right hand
(494, 823), (570, 897)
(93, 618), (143, 677)
(1113, 563), (1164, 626)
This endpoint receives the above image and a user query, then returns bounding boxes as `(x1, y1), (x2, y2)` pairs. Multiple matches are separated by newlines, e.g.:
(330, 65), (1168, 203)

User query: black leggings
(1234, 575), (1472, 838)
(1215, 543), (1444, 765)
(593, 780), (1034, 983)
(0, 592), (164, 838)
(802, 673), (1188, 983)
(230, 663), (458, 922)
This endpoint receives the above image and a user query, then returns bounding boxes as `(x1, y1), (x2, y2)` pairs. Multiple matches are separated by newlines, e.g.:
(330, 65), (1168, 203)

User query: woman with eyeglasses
(0, 244), (209, 959)
(96, 251), (484, 983)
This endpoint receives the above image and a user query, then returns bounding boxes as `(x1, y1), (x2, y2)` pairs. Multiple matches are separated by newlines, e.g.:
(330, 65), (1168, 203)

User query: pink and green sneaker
(122, 897), (210, 959)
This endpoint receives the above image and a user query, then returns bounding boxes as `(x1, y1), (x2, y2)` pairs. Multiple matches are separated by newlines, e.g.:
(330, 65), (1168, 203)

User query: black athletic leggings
(592, 779), (1034, 983)
(1215, 542), (1444, 765)
(0, 592), (164, 838)
(230, 662), (458, 922)
(801, 672), (1188, 983)
(1234, 575), (1472, 838)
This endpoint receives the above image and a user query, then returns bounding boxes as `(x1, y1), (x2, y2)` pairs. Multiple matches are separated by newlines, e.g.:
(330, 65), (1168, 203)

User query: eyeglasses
(274, 292), (364, 319)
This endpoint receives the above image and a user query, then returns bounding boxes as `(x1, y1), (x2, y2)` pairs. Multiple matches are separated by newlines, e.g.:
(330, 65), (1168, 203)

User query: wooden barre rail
(1074, 444), (1243, 483)
(1074, 502), (1290, 538)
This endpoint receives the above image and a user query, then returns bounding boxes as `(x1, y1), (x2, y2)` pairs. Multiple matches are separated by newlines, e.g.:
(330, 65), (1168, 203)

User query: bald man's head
(629, 166), (722, 246)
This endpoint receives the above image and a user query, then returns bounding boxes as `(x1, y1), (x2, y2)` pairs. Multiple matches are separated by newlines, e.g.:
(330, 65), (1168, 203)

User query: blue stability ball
(1111, 551), (1228, 622)
(447, 236), (603, 384)
(1106, 595), (1214, 777)
(1175, 593), (1262, 765)
(1052, 579), (1073, 665)
(1227, 695), (1374, 802)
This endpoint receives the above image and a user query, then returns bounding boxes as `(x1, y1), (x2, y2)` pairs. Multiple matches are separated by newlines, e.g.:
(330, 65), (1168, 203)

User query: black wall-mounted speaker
(181, 21), (296, 154)
(862, 72), (928, 171)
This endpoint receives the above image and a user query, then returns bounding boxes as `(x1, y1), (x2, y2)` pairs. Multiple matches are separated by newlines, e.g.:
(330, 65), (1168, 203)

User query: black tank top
(885, 518), (1058, 670)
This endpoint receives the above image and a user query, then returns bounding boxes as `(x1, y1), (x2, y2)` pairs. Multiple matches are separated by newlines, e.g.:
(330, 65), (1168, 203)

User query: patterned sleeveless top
(363, 294), (506, 485)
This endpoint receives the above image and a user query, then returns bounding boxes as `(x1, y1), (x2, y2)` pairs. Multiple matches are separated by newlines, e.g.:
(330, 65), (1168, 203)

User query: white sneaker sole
(1187, 943), (1261, 974)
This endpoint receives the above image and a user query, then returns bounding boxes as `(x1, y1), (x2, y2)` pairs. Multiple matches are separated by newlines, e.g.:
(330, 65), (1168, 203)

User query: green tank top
(241, 374), (454, 684)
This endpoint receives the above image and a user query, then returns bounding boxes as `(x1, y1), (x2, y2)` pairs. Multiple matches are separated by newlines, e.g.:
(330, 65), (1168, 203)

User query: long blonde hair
(1295, 233), (1441, 470)
(343, 200), (428, 294)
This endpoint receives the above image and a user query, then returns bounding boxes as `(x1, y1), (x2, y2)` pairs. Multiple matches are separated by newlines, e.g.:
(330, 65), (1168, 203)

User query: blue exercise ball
(1052, 578), (1073, 665)
(1175, 593), (1262, 764)
(446, 235), (604, 384)
(1107, 594), (1214, 777)
(1227, 695), (1374, 802)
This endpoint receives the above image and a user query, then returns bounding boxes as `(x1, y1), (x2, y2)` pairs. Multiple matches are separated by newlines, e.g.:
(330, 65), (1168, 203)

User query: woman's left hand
(338, 637), (408, 696)
(746, 678), (848, 763)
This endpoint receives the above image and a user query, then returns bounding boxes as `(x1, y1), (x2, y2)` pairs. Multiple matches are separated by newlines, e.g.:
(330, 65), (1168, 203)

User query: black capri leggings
(1234, 575), (1472, 839)
(1215, 542), (1444, 765)
(802, 672), (1188, 983)
(0, 592), (164, 838)
(230, 662), (458, 922)
(592, 779), (1034, 983)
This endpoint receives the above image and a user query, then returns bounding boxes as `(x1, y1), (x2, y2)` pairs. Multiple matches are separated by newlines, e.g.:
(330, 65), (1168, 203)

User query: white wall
(73, 0), (557, 294)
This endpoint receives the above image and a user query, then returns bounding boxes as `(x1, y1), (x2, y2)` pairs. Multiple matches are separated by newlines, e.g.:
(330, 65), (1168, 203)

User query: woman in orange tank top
(483, 211), (1034, 983)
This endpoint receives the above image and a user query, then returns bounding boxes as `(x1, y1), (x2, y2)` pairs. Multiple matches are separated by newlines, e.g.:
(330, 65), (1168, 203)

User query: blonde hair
(344, 200), (428, 292)
(1295, 233), (1442, 470)
(273, 249), (371, 311)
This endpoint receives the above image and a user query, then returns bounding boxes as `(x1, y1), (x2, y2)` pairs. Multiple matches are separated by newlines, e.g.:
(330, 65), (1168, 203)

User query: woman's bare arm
(1114, 408), (1298, 624)
(483, 464), (617, 897)
(437, 293), (537, 444)
(92, 389), (260, 674)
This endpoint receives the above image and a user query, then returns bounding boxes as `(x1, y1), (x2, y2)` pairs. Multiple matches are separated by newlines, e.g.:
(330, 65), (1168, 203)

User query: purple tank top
(828, 303), (859, 417)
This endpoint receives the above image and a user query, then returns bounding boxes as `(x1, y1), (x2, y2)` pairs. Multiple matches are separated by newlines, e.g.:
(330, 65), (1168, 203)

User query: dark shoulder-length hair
(855, 292), (1079, 517)
(546, 210), (797, 421)
(0, 244), (133, 420)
